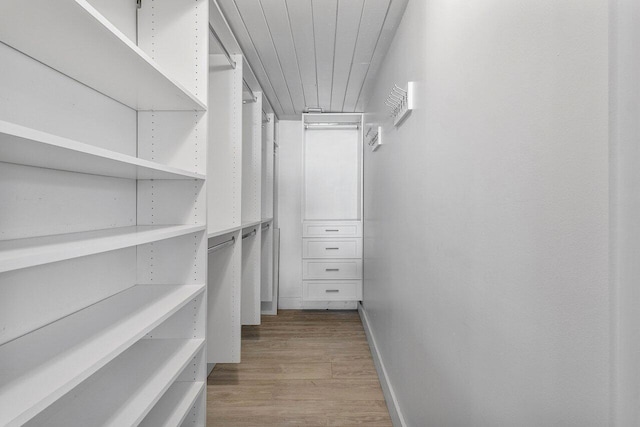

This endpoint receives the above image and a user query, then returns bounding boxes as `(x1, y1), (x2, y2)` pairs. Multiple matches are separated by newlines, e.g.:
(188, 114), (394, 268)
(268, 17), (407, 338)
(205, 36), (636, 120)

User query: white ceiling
(214, 0), (408, 120)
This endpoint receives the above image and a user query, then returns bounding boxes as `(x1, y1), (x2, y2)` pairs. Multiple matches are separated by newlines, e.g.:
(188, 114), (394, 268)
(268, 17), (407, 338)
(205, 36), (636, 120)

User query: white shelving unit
(0, 0), (209, 425)
(0, 120), (204, 180)
(25, 339), (205, 427)
(0, 284), (204, 426)
(207, 54), (243, 236)
(140, 381), (205, 427)
(207, 230), (242, 366)
(261, 221), (274, 303)
(301, 114), (364, 307)
(240, 89), (263, 326)
(207, 46), (244, 364)
(241, 225), (262, 325)
(261, 112), (277, 315)
(0, 225), (205, 274)
(206, 0), (278, 368)
(242, 92), (263, 225)
(261, 113), (275, 220)
(0, 0), (205, 111)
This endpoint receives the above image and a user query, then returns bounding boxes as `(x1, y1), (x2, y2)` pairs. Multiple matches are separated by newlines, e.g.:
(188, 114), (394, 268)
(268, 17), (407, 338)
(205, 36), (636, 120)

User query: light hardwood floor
(207, 310), (393, 426)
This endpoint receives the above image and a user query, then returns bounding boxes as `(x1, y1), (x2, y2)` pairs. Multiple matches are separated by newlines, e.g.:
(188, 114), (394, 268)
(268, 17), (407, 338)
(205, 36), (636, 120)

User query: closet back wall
(362, 0), (609, 425)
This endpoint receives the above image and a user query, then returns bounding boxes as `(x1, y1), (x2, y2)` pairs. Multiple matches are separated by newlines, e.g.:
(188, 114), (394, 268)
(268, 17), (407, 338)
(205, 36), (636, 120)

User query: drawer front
(302, 238), (362, 259)
(303, 281), (362, 301)
(302, 259), (363, 280)
(303, 222), (362, 238)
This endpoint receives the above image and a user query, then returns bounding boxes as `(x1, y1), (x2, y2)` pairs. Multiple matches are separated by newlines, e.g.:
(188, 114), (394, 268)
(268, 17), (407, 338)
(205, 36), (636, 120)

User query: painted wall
(610, 1), (640, 425)
(362, 1), (609, 425)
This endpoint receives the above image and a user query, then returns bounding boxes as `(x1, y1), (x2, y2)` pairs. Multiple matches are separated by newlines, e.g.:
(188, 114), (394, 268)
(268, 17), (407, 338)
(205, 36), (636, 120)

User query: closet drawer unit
(303, 281), (362, 301)
(302, 238), (362, 259)
(302, 222), (362, 238)
(302, 259), (363, 280)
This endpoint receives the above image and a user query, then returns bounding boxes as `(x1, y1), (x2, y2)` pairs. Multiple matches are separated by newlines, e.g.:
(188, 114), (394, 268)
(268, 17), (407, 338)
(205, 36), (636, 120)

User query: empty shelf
(140, 381), (204, 427)
(24, 339), (204, 427)
(0, 284), (205, 426)
(0, 0), (205, 111)
(241, 220), (262, 229)
(208, 224), (243, 239)
(207, 221), (263, 240)
(0, 120), (205, 180)
(0, 224), (205, 273)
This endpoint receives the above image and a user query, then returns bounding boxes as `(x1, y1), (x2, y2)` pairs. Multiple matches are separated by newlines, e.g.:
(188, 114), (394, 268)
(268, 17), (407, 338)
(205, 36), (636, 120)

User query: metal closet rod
(262, 109), (270, 123)
(208, 236), (236, 253)
(243, 79), (257, 103)
(208, 23), (236, 70)
(262, 223), (270, 231)
(242, 229), (257, 239)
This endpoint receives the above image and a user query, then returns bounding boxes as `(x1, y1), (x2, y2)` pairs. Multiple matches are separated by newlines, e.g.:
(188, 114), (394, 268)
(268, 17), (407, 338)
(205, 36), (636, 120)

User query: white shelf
(0, 120), (205, 180)
(0, 284), (204, 427)
(0, 224), (205, 273)
(206, 220), (267, 240)
(208, 224), (242, 239)
(0, 0), (205, 111)
(242, 220), (263, 229)
(140, 381), (204, 427)
(25, 339), (204, 427)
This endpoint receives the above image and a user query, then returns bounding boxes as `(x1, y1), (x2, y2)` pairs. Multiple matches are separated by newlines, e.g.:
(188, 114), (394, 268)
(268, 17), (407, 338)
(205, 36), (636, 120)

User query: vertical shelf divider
(206, 52), (244, 364)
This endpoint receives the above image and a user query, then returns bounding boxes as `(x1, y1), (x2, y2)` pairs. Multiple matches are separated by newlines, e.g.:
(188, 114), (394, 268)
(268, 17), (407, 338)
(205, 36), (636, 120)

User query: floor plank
(207, 310), (392, 426)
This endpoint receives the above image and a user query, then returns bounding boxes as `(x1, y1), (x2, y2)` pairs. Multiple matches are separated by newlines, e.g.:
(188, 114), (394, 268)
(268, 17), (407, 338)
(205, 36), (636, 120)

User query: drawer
(303, 221), (362, 238)
(303, 281), (362, 301)
(302, 259), (362, 280)
(302, 238), (362, 259)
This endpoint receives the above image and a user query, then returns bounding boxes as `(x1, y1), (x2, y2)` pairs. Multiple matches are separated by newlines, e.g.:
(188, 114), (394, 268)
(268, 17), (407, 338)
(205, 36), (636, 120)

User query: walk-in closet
(1, 0), (638, 426)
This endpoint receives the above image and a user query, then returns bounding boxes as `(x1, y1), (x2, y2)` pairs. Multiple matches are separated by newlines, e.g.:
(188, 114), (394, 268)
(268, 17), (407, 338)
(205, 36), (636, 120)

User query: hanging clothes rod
(262, 223), (270, 231)
(242, 229), (257, 239)
(207, 236), (236, 253)
(262, 110), (270, 123)
(243, 79), (257, 103)
(304, 122), (359, 130)
(208, 23), (236, 70)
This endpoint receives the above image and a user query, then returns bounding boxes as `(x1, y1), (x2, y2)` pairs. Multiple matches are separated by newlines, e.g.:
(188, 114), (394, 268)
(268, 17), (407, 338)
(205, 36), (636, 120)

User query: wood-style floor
(207, 310), (392, 426)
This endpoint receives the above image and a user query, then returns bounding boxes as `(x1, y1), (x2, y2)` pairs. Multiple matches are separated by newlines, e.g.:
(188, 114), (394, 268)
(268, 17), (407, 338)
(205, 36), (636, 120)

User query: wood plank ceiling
(216, 0), (408, 120)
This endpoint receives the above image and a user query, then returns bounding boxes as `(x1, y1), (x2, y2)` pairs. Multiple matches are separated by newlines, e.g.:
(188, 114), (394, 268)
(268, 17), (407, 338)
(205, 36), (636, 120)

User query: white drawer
(303, 281), (362, 301)
(303, 221), (362, 238)
(302, 259), (362, 280)
(302, 238), (362, 259)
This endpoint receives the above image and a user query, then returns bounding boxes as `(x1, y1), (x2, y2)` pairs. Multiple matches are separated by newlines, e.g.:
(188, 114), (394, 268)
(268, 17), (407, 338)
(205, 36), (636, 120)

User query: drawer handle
(325, 268), (340, 272)
(325, 289), (340, 293)
(325, 247), (339, 250)
(325, 229), (339, 232)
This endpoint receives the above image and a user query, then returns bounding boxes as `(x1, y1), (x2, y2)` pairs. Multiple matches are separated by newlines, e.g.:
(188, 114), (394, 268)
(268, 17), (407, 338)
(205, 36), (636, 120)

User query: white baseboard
(278, 297), (359, 310)
(303, 300), (358, 310)
(278, 297), (303, 309)
(358, 303), (408, 427)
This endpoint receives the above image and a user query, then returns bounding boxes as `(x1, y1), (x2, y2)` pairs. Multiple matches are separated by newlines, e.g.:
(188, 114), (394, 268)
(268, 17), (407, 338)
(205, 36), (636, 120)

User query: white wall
(610, 1), (640, 425)
(362, 1), (609, 425)
(276, 120), (304, 308)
